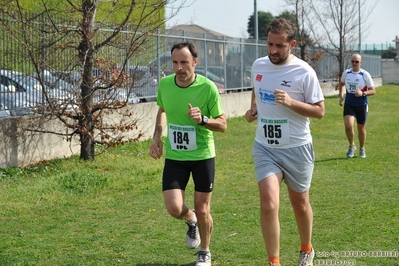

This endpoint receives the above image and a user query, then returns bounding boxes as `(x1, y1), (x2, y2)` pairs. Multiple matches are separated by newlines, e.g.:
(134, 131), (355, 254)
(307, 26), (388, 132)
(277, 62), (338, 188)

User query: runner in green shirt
(149, 42), (226, 266)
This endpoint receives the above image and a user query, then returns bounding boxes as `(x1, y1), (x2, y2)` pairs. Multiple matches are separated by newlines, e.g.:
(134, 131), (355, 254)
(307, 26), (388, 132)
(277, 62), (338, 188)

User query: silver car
(127, 66), (158, 102)
(0, 102), (11, 118)
(0, 70), (45, 116)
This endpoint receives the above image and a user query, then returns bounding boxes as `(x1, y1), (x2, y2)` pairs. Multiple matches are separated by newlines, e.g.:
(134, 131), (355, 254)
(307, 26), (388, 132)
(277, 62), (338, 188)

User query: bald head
(351, 54), (362, 71)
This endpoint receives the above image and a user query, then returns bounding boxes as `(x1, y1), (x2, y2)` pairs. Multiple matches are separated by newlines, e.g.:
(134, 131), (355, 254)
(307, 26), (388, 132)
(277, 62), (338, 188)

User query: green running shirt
(157, 73), (224, 161)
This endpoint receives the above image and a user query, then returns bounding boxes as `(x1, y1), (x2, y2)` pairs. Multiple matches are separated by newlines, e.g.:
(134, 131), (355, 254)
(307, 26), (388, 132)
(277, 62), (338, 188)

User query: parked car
(113, 89), (141, 104)
(0, 101), (11, 118)
(0, 70), (45, 116)
(34, 70), (75, 100)
(51, 69), (141, 106)
(51, 70), (81, 86)
(93, 77), (141, 105)
(194, 68), (225, 84)
(57, 66), (157, 103)
(126, 66), (158, 102)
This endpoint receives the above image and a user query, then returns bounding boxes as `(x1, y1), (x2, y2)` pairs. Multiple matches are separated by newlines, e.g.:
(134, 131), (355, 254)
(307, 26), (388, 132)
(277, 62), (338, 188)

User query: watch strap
(200, 115), (208, 125)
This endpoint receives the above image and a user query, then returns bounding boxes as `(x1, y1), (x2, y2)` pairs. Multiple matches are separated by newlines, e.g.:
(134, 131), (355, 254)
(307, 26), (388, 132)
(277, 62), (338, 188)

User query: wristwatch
(362, 91), (366, 97)
(200, 115), (208, 126)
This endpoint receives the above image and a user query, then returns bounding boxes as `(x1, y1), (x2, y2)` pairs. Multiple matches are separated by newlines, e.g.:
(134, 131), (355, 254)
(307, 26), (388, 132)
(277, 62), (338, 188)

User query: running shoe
(195, 250), (211, 266)
(186, 216), (200, 249)
(298, 247), (314, 266)
(346, 145), (356, 158)
(359, 148), (366, 158)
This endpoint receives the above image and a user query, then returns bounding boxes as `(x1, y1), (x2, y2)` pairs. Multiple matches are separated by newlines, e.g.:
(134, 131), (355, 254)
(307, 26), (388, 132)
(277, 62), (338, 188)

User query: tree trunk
(78, 0), (97, 160)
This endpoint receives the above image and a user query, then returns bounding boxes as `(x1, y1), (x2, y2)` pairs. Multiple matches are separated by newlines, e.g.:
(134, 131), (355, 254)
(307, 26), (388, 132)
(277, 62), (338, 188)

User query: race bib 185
(259, 117), (290, 145)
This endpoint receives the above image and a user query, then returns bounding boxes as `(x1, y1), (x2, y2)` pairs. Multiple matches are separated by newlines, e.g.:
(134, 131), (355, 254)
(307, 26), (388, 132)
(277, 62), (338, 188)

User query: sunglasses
(351, 60), (360, 64)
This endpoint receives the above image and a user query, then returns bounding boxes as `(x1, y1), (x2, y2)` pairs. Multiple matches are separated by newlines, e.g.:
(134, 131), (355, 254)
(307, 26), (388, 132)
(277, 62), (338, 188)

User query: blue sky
(166, 0), (398, 45)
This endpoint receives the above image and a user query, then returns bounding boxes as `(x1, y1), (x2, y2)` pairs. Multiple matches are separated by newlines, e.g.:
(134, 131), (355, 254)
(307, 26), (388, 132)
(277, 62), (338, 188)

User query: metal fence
(0, 13), (382, 116)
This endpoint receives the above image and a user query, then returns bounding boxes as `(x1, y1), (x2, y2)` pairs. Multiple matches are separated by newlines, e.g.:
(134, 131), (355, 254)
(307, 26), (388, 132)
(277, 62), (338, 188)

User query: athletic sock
(301, 243), (313, 254)
(268, 257), (280, 265)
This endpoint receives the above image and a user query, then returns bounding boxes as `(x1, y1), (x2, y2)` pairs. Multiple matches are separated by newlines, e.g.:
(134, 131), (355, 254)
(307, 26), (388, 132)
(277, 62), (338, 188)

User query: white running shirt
(251, 55), (324, 149)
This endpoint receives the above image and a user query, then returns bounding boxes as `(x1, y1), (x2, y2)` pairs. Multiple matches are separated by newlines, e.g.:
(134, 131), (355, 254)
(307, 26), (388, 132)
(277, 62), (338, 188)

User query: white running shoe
(359, 148), (366, 158)
(298, 247), (314, 266)
(195, 250), (211, 266)
(185, 211), (200, 249)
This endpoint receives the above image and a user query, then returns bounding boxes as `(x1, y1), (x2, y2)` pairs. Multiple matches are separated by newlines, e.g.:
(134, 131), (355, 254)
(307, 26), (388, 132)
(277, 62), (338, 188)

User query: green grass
(1, 84), (399, 265)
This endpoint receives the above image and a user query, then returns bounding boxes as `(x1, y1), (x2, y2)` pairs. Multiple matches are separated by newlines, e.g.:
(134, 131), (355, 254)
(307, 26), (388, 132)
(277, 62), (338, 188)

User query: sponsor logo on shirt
(281, 80), (292, 87)
(259, 88), (276, 105)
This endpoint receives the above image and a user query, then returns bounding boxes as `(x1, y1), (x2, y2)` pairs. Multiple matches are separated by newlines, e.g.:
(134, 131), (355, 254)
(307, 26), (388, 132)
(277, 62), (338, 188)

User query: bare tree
(0, 0), (187, 161)
(281, 0), (314, 61)
(306, 0), (375, 78)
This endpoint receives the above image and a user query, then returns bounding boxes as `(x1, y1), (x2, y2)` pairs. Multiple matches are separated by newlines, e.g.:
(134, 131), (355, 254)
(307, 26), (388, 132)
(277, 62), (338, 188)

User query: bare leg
(194, 191), (213, 249)
(288, 188), (313, 247)
(344, 115), (355, 145)
(163, 189), (196, 221)
(258, 173), (283, 259)
(357, 123), (366, 148)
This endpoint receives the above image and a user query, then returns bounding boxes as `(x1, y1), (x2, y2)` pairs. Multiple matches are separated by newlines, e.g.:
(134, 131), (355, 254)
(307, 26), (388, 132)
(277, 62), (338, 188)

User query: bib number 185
(263, 124), (281, 144)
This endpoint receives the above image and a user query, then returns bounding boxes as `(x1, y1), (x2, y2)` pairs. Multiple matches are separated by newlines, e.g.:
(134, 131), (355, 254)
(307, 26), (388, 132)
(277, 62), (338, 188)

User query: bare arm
(245, 87), (257, 122)
(149, 107), (165, 159)
(202, 114), (227, 133)
(338, 81), (346, 106)
(363, 86), (376, 96)
(274, 89), (325, 119)
(188, 103), (227, 133)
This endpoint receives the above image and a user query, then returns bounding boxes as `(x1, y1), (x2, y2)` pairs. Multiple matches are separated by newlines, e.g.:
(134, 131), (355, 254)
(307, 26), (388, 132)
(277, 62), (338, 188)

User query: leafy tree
(247, 11), (274, 40)
(276, 10), (296, 24)
(0, 0), (184, 161)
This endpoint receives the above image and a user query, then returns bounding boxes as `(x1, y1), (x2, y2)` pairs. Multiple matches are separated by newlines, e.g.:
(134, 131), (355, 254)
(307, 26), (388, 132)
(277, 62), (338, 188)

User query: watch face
(202, 115), (208, 125)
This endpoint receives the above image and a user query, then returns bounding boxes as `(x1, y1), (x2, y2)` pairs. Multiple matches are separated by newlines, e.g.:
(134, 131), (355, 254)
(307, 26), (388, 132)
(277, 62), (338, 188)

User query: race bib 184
(169, 124), (197, 151)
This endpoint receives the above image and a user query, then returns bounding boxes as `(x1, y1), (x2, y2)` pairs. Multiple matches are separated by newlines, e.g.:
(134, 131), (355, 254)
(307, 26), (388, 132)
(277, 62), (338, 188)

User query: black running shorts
(162, 158), (215, 193)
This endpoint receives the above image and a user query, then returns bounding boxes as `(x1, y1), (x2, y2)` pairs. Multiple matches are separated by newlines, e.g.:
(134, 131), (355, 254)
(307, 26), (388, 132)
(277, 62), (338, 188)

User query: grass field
(0, 84), (398, 265)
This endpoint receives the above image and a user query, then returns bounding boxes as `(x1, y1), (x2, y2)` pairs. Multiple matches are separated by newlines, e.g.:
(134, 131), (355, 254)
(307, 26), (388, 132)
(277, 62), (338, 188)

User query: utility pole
(358, 0), (361, 53)
(254, 0), (258, 40)
(254, 0), (258, 57)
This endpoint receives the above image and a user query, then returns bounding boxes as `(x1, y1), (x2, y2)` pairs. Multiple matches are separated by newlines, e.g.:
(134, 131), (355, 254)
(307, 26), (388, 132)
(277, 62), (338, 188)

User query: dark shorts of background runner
(343, 104), (368, 124)
(162, 158), (215, 193)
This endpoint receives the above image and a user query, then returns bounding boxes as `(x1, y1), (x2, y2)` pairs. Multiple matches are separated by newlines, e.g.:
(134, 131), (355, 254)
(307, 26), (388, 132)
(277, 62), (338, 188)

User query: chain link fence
(0, 13), (382, 116)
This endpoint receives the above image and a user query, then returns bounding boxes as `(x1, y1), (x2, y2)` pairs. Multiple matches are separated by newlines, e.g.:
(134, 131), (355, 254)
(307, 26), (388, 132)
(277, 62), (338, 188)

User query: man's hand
(339, 97), (344, 106)
(149, 138), (163, 159)
(187, 103), (202, 124)
(274, 89), (292, 107)
(245, 107), (257, 122)
(354, 89), (363, 97)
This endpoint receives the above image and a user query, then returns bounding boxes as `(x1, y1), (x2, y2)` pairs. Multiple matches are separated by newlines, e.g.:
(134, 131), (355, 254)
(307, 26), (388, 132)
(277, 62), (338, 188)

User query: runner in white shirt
(338, 54), (376, 158)
(245, 18), (325, 266)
